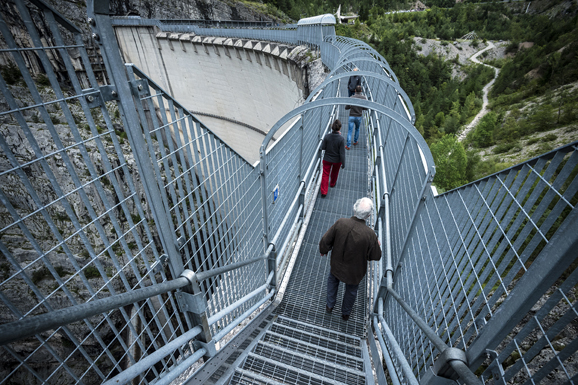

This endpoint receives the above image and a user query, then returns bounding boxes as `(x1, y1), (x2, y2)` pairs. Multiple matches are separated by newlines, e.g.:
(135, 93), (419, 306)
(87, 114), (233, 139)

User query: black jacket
(319, 217), (382, 285)
(321, 131), (346, 167)
(348, 75), (361, 92)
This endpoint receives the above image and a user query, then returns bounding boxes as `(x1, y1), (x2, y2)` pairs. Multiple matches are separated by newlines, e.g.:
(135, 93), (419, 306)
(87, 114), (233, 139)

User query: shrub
(36, 74), (50, 87)
(1, 63), (22, 85)
(84, 265), (101, 279)
(526, 137), (540, 145)
(543, 133), (557, 142)
(493, 142), (517, 154)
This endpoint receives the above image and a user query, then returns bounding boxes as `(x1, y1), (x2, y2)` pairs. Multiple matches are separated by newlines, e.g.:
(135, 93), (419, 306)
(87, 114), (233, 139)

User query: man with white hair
(319, 197), (381, 321)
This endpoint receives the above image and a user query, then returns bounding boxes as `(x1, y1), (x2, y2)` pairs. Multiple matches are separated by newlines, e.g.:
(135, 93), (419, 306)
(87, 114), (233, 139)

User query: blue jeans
(326, 272), (359, 316)
(347, 116), (362, 147)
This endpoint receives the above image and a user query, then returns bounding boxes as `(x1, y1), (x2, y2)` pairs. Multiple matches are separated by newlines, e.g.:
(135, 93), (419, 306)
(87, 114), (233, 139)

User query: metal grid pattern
(123, 64), (267, 336)
(275, 316), (362, 347)
(253, 342), (366, 385)
(262, 332), (364, 371)
(269, 323), (362, 357)
(0, 1), (187, 383)
(241, 355), (343, 385)
(376, 142), (578, 381)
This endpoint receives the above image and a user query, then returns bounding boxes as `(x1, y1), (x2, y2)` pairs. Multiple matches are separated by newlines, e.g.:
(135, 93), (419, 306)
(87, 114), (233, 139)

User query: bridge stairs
(205, 109), (376, 384)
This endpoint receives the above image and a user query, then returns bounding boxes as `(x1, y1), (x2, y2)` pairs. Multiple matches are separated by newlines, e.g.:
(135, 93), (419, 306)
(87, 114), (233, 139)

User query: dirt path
(458, 41), (500, 142)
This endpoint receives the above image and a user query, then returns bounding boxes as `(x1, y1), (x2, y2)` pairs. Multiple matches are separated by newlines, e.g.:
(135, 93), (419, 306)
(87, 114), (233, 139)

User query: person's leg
(320, 160), (331, 196)
(353, 117), (361, 144)
(348, 89), (354, 97)
(347, 117), (355, 147)
(326, 272), (340, 310)
(341, 282), (360, 316)
(329, 162), (341, 187)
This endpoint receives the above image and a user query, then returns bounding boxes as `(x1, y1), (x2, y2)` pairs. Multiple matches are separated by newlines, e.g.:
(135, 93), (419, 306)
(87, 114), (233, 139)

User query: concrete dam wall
(114, 26), (308, 163)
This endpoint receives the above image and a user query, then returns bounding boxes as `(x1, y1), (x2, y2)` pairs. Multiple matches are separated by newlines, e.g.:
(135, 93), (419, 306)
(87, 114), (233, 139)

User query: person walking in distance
(345, 85), (368, 150)
(319, 120), (346, 198)
(319, 197), (381, 321)
(347, 68), (361, 97)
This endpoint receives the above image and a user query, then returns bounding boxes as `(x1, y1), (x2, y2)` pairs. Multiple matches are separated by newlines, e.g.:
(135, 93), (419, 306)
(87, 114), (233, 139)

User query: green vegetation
(0, 63), (22, 85)
(83, 265), (101, 279)
(307, 2), (578, 191)
(430, 134), (467, 191)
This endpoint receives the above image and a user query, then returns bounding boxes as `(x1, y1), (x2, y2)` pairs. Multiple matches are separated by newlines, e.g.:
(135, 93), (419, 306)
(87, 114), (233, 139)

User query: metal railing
(0, 1), (330, 383)
(2, 0), (578, 384)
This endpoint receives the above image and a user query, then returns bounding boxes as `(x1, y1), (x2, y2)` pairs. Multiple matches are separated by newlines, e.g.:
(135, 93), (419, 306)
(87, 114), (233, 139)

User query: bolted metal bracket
(432, 347), (468, 381)
(99, 85), (119, 102)
(193, 340), (217, 357)
(486, 349), (505, 381)
(175, 291), (207, 314)
(82, 88), (101, 109)
(129, 79), (150, 98)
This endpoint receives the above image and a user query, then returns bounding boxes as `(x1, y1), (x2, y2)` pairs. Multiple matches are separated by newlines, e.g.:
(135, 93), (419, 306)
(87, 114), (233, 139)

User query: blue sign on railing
(273, 184), (280, 203)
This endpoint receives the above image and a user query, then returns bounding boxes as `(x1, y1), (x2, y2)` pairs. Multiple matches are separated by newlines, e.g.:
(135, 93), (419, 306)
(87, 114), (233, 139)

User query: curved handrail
(304, 70), (415, 123)
(259, 97), (434, 173)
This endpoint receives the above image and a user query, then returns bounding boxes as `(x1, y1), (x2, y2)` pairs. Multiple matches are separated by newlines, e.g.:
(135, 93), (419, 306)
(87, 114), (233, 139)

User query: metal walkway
(229, 113), (375, 384)
(2, 2), (578, 384)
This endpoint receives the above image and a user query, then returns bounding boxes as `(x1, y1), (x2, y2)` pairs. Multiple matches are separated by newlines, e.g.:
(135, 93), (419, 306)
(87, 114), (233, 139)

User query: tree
(472, 112), (497, 147)
(430, 134), (468, 191)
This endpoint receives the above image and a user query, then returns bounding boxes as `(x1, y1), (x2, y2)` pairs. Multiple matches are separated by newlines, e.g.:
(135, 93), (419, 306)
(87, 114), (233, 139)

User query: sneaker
(321, 194), (327, 198)
(353, 142), (358, 145)
(345, 146), (350, 150)
(342, 314), (350, 321)
(326, 305), (333, 313)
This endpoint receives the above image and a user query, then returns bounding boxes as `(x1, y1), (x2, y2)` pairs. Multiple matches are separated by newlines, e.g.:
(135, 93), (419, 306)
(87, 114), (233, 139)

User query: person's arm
(340, 138), (346, 168)
(367, 234), (382, 261)
(319, 222), (338, 256)
(321, 135), (327, 151)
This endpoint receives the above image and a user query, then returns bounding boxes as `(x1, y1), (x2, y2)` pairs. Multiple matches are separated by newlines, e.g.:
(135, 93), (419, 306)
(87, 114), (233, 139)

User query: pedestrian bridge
(0, 1), (577, 385)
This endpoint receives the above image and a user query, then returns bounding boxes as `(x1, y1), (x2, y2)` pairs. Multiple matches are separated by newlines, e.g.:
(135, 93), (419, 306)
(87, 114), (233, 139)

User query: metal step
(262, 330), (364, 371)
(230, 368), (287, 385)
(275, 316), (363, 344)
(254, 340), (367, 381)
(269, 322), (362, 357)
(238, 353), (364, 385)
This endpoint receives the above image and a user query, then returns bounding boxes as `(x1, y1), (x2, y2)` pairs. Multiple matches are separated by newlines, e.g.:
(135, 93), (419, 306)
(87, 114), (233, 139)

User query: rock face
(44, 0), (280, 34)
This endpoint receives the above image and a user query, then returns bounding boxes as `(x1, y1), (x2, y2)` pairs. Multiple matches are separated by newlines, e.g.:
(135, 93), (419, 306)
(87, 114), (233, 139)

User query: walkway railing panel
(376, 142), (578, 382)
(0, 1), (187, 383)
(124, 65), (267, 337)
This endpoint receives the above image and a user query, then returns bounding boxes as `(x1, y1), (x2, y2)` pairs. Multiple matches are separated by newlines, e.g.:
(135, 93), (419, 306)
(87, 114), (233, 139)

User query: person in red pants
(320, 120), (346, 198)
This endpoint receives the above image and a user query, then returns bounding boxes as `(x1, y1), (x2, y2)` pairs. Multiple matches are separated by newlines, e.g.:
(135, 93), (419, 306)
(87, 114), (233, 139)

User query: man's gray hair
(353, 197), (373, 220)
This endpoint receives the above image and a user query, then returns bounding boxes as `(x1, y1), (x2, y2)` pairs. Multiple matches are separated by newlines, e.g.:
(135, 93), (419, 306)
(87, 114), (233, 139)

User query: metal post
(88, 0), (184, 275)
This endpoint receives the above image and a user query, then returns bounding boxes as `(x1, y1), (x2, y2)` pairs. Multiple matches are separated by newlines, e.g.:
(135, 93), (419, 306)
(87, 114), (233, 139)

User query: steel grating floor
(275, 108), (370, 338)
